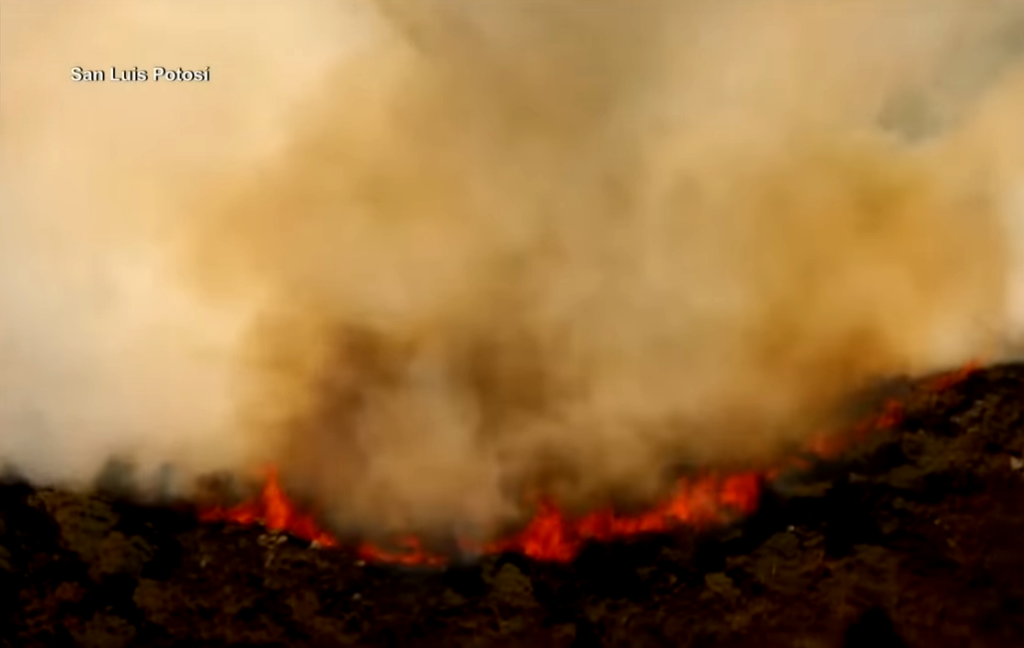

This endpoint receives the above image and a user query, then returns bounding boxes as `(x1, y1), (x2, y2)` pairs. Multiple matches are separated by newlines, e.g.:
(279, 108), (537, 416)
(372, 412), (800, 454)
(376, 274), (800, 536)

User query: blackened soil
(1, 364), (1022, 648)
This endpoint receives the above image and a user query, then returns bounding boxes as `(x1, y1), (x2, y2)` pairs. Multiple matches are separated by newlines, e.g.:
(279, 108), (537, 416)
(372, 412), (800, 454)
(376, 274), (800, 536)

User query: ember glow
(797, 362), (980, 464)
(197, 364), (979, 566)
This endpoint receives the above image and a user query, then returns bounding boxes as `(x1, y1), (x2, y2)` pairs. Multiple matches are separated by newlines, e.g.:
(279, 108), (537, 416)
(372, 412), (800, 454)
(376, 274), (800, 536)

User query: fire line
(198, 363), (980, 566)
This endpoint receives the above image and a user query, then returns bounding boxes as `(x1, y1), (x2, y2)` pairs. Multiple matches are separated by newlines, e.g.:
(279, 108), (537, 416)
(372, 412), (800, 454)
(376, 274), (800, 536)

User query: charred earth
(1, 363), (1023, 647)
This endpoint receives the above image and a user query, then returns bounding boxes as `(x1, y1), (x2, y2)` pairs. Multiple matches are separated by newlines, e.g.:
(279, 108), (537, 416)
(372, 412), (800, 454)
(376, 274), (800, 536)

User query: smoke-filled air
(1, 0), (1023, 540)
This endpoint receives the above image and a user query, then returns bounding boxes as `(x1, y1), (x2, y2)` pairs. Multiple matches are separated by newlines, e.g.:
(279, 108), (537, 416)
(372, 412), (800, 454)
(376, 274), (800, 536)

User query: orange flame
(199, 363), (979, 565)
(357, 536), (448, 567)
(480, 472), (762, 562)
(198, 465), (338, 548)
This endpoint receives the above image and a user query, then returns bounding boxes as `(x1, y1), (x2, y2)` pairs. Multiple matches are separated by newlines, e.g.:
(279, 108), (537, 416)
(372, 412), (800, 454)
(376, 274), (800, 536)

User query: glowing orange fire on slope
(198, 363), (980, 566)
(199, 465), (339, 549)
(200, 469), (763, 565)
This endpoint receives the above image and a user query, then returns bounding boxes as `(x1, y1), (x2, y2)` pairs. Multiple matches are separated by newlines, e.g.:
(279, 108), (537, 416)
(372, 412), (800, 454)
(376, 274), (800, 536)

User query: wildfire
(198, 465), (338, 549)
(198, 364), (979, 566)
(200, 468), (762, 565)
(479, 472), (763, 562)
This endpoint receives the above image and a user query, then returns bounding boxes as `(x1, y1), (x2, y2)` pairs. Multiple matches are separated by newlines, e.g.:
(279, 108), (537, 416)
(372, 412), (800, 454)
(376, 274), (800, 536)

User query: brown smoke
(1, 1), (1022, 537)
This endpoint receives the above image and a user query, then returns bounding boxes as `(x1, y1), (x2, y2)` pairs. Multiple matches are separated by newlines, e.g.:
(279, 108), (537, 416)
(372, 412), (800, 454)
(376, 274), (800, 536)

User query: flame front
(201, 468), (761, 565)
(198, 364), (978, 566)
(480, 473), (762, 562)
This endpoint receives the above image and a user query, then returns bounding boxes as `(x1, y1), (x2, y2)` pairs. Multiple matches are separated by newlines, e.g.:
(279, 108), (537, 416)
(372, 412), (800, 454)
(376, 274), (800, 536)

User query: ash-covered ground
(1, 364), (1022, 648)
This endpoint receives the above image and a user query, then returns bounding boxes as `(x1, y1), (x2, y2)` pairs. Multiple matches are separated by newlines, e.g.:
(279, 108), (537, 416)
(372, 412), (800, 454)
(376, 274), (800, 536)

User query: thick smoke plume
(2, 1), (1023, 538)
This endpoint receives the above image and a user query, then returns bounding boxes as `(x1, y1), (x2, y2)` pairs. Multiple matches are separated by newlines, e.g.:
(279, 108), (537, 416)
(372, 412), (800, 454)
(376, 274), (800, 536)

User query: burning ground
(1, 362), (1022, 647)
(2, 3), (1024, 646)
